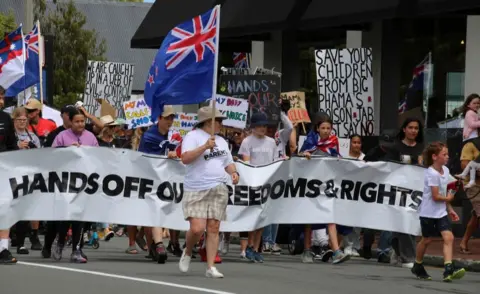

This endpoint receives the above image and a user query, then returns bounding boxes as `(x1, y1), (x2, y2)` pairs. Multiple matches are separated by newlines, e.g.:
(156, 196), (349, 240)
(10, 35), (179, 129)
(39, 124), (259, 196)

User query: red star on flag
(148, 73), (155, 86)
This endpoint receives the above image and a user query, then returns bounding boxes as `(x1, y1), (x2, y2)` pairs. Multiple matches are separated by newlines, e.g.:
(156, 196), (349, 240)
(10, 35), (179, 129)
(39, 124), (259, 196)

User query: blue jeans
(364, 229), (392, 254)
(262, 224), (279, 245)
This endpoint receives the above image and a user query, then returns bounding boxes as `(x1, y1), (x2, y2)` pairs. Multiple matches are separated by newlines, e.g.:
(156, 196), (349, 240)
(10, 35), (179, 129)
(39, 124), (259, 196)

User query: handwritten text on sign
(123, 98), (153, 129)
(218, 75), (281, 125)
(280, 91), (311, 123)
(315, 48), (374, 137)
(84, 61), (135, 117)
(172, 113), (198, 137)
(210, 95), (248, 129)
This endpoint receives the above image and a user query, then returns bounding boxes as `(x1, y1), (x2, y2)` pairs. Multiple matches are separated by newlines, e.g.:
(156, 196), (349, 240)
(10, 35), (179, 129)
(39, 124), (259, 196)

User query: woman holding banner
(179, 106), (239, 278)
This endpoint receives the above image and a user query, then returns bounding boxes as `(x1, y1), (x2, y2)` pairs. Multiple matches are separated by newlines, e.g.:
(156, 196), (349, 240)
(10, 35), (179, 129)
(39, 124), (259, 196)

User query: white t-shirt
(419, 166), (449, 218)
(239, 135), (277, 166)
(343, 153), (365, 160)
(181, 129), (233, 192)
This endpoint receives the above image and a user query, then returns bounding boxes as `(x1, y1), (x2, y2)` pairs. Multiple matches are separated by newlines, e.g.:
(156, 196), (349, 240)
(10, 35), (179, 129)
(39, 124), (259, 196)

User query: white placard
(210, 95), (248, 129)
(0, 147), (424, 235)
(83, 61), (135, 117)
(315, 48), (374, 137)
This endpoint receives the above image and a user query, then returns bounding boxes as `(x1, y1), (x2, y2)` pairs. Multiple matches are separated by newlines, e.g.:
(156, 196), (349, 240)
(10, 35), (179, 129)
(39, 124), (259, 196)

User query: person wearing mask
(138, 105), (182, 263)
(179, 106), (238, 278)
(239, 113), (277, 262)
(51, 109), (98, 263)
(462, 93), (480, 141)
(24, 98), (57, 145)
(0, 86), (19, 264)
(299, 112), (350, 264)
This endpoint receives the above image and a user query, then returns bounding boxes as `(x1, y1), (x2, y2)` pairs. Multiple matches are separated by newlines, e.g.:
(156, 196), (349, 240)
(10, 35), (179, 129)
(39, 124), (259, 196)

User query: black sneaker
(17, 246), (29, 255)
(41, 248), (51, 258)
(411, 262), (432, 280)
(0, 249), (17, 264)
(172, 243), (182, 257)
(443, 264), (465, 282)
(359, 246), (372, 260)
(29, 233), (43, 251)
(377, 252), (390, 264)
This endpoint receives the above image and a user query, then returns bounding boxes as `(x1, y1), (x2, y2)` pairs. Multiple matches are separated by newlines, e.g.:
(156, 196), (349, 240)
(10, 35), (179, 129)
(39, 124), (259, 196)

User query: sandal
(460, 246), (472, 255)
(125, 246), (138, 254)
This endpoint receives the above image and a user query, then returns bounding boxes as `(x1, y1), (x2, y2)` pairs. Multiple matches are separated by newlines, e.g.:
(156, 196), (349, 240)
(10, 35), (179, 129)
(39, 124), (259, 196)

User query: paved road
(1, 237), (478, 294)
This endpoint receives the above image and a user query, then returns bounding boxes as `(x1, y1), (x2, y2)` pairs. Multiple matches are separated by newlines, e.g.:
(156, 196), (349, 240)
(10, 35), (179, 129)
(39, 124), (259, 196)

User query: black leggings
(13, 221), (30, 248)
(45, 221), (85, 253)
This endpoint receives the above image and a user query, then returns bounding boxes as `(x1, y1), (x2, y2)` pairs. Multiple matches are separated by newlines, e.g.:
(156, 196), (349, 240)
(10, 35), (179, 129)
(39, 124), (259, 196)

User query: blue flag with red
(144, 6), (219, 122)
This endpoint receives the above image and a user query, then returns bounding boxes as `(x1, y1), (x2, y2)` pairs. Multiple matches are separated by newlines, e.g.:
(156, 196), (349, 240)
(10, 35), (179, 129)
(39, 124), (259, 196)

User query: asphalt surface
(1, 237), (479, 294)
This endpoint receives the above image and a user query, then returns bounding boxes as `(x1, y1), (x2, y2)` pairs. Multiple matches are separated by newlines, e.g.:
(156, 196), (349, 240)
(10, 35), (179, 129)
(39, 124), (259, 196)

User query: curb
(228, 236), (480, 272)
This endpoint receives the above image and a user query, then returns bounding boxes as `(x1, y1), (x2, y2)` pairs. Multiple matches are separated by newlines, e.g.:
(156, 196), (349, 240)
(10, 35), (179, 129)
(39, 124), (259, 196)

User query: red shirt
(29, 118), (57, 137)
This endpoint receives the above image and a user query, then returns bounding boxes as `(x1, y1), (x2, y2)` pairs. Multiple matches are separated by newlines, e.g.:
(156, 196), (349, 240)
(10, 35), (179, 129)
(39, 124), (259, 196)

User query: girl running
(412, 142), (466, 282)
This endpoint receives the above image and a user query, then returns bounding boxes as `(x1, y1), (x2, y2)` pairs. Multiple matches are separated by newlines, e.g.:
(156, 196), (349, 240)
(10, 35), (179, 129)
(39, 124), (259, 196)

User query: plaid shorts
(182, 184), (229, 221)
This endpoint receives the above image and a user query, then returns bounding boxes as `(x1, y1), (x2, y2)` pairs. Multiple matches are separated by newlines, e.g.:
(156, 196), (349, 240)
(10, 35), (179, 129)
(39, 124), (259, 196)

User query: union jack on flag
(165, 7), (218, 70)
(25, 24), (39, 60)
(144, 6), (220, 122)
(233, 52), (249, 68)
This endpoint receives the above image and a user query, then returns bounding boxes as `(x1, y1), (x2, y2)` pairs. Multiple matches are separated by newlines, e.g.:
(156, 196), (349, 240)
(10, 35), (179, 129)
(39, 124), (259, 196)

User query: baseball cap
(161, 105), (175, 117)
(379, 129), (398, 148)
(60, 104), (76, 114)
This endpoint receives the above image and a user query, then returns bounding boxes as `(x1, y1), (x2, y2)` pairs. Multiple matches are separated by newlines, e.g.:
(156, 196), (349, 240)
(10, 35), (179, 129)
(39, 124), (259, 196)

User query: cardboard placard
(280, 91), (311, 123)
(123, 98), (153, 129)
(171, 113), (198, 137)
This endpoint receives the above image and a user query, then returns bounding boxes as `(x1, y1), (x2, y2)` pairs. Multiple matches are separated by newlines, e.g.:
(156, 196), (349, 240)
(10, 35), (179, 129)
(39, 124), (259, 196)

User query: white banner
(0, 148), (424, 235)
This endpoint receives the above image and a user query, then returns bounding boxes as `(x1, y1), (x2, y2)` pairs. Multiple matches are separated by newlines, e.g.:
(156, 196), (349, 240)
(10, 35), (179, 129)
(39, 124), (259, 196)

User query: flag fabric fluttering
(144, 6), (220, 122)
(6, 24), (41, 97)
(0, 26), (25, 89)
(233, 52), (249, 68)
(398, 53), (431, 114)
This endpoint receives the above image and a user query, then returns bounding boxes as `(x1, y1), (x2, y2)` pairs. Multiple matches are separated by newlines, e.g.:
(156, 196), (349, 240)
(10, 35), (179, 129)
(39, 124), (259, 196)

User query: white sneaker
(344, 246), (353, 256)
(350, 248), (360, 257)
(464, 182), (476, 189)
(221, 240), (229, 255)
(218, 234), (225, 252)
(402, 262), (414, 269)
(389, 251), (399, 266)
(206, 267), (224, 278)
(179, 249), (191, 273)
(240, 250), (246, 259)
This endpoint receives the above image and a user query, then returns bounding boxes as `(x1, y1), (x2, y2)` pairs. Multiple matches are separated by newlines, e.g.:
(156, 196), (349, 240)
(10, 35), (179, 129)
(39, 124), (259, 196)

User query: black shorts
(420, 215), (451, 238)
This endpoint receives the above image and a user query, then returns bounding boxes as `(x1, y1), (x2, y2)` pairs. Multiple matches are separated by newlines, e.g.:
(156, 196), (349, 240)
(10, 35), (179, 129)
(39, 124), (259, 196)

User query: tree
(34, 0), (107, 107)
(0, 10), (17, 37)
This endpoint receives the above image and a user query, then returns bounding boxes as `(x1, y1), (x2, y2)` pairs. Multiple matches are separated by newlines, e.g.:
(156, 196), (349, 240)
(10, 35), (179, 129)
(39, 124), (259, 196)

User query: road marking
(18, 261), (236, 294)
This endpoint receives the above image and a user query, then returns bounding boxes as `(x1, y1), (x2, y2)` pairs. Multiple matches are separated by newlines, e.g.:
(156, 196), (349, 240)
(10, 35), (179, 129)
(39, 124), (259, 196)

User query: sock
(0, 239), (9, 251)
(444, 261), (452, 267)
(415, 259), (423, 264)
(155, 242), (163, 247)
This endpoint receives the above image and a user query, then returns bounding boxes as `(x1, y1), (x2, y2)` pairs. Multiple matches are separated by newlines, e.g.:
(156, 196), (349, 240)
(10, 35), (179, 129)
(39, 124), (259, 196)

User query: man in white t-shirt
(239, 113), (277, 263)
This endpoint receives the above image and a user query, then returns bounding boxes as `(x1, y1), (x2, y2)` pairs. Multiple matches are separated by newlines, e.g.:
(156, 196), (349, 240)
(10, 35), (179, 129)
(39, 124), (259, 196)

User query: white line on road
(18, 261), (236, 294)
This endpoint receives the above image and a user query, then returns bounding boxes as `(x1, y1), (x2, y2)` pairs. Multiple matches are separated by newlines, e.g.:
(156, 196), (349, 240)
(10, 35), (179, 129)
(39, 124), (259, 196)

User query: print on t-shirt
(204, 146), (228, 161)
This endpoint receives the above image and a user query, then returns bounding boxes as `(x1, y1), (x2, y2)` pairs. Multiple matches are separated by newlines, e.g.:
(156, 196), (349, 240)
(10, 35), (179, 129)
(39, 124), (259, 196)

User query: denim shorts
(420, 215), (451, 238)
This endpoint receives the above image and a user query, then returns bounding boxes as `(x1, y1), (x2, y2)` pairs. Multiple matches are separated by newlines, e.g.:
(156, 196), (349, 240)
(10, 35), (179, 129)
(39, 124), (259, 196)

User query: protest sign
(280, 91), (311, 123)
(218, 75), (281, 125)
(172, 113), (198, 137)
(83, 61), (135, 117)
(0, 147), (424, 235)
(210, 95), (248, 129)
(123, 98), (153, 129)
(315, 48), (374, 137)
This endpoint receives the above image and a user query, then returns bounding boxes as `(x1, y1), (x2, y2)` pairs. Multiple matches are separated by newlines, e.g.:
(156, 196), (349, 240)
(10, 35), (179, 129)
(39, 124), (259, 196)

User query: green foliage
(0, 10), (17, 37)
(34, 0), (106, 108)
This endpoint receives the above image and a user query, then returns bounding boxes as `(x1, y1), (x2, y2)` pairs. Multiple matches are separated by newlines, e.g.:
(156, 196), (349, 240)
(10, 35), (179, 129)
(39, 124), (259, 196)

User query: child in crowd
(455, 156), (480, 189)
(239, 113), (277, 263)
(412, 142), (465, 282)
(299, 112), (349, 264)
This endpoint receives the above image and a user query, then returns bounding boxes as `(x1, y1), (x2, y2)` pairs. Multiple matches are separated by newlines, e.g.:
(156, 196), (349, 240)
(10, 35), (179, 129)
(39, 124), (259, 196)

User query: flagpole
(210, 5), (220, 137)
(18, 24), (25, 107)
(424, 51), (432, 127)
(37, 20), (44, 105)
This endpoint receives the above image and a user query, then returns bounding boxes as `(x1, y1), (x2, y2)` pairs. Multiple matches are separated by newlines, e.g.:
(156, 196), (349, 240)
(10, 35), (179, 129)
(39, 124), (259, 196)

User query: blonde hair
(11, 107), (27, 120)
(131, 127), (145, 151)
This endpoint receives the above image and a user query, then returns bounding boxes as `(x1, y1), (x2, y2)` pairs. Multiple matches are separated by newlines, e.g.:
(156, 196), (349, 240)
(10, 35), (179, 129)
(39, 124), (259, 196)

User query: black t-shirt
(98, 137), (123, 148)
(386, 141), (424, 164)
(44, 126), (66, 147)
(0, 110), (17, 152)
